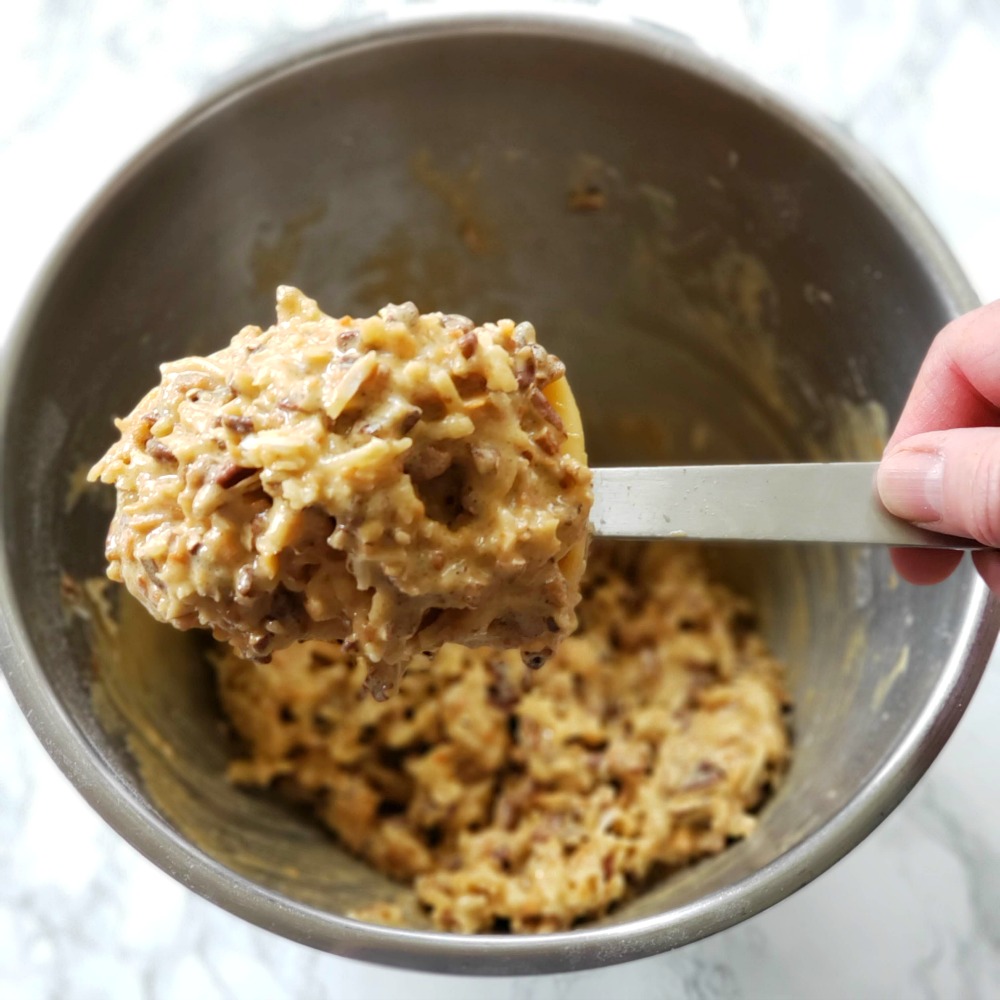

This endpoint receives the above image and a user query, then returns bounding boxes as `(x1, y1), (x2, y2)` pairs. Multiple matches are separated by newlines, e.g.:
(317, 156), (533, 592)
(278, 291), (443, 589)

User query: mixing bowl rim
(1, 4), (996, 975)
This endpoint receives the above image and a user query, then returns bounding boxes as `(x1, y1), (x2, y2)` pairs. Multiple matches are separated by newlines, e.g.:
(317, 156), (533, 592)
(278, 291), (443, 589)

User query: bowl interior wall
(2, 29), (975, 928)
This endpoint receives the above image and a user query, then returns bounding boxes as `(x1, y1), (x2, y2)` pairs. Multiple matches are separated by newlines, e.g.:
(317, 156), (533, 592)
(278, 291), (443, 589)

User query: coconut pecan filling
(90, 287), (592, 697)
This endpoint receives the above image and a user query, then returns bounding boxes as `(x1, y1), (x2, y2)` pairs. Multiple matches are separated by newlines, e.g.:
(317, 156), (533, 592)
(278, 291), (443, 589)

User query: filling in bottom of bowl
(214, 539), (791, 933)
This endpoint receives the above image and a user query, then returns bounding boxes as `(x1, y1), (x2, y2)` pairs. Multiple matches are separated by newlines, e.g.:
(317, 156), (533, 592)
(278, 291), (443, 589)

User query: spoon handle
(590, 462), (981, 548)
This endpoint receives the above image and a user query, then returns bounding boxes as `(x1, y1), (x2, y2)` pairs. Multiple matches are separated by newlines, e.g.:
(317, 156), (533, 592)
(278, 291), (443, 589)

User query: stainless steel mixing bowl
(1, 8), (997, 975)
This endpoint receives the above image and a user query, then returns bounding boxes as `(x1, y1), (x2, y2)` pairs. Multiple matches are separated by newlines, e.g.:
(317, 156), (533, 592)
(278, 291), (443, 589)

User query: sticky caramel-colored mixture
(215, 541), (790, 933)
(90, 288), (592, 697)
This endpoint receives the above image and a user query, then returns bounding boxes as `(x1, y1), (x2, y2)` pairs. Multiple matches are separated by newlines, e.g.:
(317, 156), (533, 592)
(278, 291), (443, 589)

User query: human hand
(877, 298), (1000, 592)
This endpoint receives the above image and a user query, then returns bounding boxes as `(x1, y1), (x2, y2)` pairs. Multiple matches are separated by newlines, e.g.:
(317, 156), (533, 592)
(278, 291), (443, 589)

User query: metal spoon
(590, 462), (980, 548)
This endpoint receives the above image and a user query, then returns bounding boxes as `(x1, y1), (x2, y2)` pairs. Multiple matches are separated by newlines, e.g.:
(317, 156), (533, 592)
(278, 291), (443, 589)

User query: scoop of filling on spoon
(89, 287), (593, 698)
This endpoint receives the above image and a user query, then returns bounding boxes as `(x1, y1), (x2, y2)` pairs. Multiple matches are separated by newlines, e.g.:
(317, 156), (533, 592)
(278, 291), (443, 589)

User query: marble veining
(2, 1), (1000, 997)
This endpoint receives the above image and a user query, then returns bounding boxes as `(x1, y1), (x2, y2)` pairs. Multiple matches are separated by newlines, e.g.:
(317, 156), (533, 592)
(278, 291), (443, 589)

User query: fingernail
(877, 449), (944, 523)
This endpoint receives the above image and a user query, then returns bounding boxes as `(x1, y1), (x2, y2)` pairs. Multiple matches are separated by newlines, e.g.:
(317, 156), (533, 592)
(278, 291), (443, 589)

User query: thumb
(878, 427), (1000, 546)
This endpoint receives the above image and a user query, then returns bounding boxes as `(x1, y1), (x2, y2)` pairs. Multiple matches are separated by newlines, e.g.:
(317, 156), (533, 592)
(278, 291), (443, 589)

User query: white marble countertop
(3, 1), (1000, 997)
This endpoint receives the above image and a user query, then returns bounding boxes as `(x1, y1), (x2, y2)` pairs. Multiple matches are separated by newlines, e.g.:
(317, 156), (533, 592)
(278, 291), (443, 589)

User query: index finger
(886, 298), (1000, 450)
